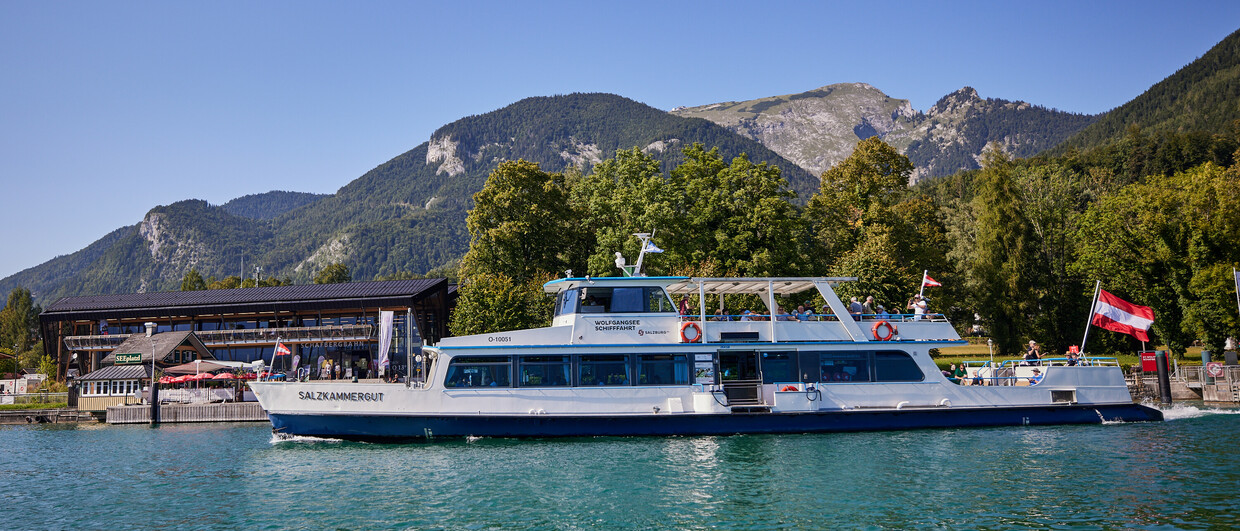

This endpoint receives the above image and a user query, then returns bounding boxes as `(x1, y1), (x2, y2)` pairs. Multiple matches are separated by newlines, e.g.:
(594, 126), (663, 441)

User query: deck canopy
(664, 277), (856, 296)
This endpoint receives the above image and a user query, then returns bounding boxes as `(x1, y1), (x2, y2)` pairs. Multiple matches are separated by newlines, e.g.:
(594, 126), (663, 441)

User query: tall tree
(967, 146), (1035, 356)
(181, 268), (207, 291)
(0, 287), (39, 354)
(665, 143), (804, 277)
(453, 160), (573, 334)
(460, 160), (574, 283)
(569, 148), (673, 276)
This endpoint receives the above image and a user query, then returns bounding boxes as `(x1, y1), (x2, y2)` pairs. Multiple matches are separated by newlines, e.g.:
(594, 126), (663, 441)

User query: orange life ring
(781, 385), (799, 392)
(680, 321), (702, 343)
(872, 320), (896, 341)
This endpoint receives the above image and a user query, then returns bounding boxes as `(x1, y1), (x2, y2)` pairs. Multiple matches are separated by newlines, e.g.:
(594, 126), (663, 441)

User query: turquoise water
(2, 404), (1238, 530)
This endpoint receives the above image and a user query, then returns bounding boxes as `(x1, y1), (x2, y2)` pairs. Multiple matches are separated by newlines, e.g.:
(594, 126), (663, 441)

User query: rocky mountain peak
(928, 87), (983, 116)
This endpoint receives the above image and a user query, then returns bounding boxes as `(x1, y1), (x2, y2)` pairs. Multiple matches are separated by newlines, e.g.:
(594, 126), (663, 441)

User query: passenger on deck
(1028, 368), (1043, 385)
(862, 296), (875, 317)
(820, 304), (832, 321)
(848, 297), (863, 321)
(1022, 341), (1042, 366)
(971, 370), (986, 386)
(776, 306), (797, 321)
(907, 295), (927, 320)
(741, 310), (756, 322)
(952, 364), (967, 384)
(678, 296), (691, 319)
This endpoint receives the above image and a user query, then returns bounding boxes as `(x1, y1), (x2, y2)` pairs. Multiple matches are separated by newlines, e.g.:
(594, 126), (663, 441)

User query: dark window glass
(761, 352), (797, 383)
(578, 354), (630, 386)
(519, 355), (571, 387)
(637, 354), (690, 385)
(874, 351), (924, 382)
(804, 352), (871, 383)
(444, 356), (512, 388)
(610, 288), (644, 312)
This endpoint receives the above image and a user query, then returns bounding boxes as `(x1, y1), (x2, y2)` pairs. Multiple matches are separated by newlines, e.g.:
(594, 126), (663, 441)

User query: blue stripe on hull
(269, 404), (1163, 442)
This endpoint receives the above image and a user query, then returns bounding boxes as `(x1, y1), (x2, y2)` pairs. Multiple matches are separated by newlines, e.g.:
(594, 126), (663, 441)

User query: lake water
(2, 403), (1239, 530)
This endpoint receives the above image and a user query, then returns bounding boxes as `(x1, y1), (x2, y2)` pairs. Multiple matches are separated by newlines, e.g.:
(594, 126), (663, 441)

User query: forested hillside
(1056, 27), (1240, 151)
(222, 191), (328, 220)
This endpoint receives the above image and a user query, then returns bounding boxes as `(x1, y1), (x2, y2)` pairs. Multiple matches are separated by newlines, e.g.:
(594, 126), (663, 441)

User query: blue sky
(2, 1), (1239, 280)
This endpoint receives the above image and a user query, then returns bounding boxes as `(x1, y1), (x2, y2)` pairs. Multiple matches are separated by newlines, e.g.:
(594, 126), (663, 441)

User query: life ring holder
(780, 385), (799, 392)
(680, 321), (702, 343)
(872, 320), (897, 341)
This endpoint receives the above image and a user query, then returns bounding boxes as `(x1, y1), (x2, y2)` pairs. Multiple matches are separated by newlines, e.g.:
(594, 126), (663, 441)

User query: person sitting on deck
(971, 370), (986, 386)
(952, 364), (967, 384)
(1028, 368), (1043, 385)
(1022, 341), (1042, 366)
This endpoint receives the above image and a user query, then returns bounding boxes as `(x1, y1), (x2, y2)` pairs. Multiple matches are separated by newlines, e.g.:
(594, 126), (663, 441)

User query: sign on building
(115, 353), (143, 365)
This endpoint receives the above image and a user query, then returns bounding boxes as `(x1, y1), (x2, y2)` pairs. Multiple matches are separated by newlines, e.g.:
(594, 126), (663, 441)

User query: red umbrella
(193, 372), (213, 381)
(212, 372), (235, 380)
(159, 376), (174, 384)
(173, 375), (192, 383)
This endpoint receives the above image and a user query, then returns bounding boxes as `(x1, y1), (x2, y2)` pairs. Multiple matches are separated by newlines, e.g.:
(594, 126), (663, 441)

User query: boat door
(718, 350), (763, 405)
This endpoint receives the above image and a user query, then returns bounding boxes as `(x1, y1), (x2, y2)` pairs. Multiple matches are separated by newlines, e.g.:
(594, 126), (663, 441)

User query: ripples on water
(2, 404), (1238, 530)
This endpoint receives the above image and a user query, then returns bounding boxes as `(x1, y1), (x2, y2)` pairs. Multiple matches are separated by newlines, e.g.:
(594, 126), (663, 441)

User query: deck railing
(64, 324), (376, 351)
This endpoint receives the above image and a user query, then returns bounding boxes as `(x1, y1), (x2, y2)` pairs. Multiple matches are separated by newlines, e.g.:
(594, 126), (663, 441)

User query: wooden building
(39, 279), (455, 380)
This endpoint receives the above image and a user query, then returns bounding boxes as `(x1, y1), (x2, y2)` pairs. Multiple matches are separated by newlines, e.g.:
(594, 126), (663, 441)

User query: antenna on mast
(616, 230), (662, 277)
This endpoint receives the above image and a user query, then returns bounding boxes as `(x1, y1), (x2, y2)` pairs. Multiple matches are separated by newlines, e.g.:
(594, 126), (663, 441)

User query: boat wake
(1157, 403), (1240, 421)
(270, 432), (344, 445)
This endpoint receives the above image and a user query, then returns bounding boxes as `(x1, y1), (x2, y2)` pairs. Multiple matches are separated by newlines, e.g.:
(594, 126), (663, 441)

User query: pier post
(1202, 350), (1212, 385)
(1155, 350), (1173, 405)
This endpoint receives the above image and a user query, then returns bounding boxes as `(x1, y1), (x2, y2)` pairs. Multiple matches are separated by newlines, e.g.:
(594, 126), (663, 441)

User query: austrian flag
(274, 342), (292, 357)
(922, 274), (942, 288)
(1091, 290), (1155, 342)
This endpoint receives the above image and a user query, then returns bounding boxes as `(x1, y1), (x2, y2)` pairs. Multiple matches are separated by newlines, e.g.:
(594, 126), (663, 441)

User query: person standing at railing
(862, 296), (875, 318)
(848, 297), (863, 321)
(907, 295), (927, 320)
(1023, 341), (1042, 366)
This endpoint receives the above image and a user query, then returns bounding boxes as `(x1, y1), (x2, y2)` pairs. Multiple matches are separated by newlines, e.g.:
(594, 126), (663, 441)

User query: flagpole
(1080, 281), (1101, 354)
(1233, 267), (1239, 318)
(919, 270), (928, 298)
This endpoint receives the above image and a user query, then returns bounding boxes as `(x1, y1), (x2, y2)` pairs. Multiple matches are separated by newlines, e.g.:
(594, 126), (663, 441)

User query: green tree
(1076, 162), (1240, 356)
(0, 287), (39, 354)
(569, 148), (673, 276)
(207, 276), (242, 290)
(665, 143), (804, 277)
(967, 146), (1036, 356)
(449, 273), (553, 336)
(314, 263), (352, 284)
(460, 160), (574, 283)
(181, 268), (207, 291)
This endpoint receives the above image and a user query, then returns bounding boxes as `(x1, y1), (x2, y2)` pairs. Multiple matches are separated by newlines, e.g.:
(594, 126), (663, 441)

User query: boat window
(637, 353), (690, 385)
(574, 287), (677, 313)
(761, 352), (797, 383)
(444, 356), (512, 388)
(554, 289), (579, 317)
(610, 288), (645, 312)
(578, 354), (630, 386)
(646, 287), (675, 313)
(800, 352), (870, 383)
(519, 355), (571, 387)
(874, 351), (924, 382)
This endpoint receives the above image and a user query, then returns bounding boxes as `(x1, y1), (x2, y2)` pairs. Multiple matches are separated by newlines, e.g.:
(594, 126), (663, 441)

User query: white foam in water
(269, 432), (344, 444)
(1157, 403), (1240, 421)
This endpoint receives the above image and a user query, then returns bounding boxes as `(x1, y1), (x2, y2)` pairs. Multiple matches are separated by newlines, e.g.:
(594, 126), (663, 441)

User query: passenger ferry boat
(250, 253), (1162, 441)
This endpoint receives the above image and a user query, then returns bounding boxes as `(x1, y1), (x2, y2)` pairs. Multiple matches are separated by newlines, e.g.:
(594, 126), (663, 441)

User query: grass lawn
(0, 403), (68, 411)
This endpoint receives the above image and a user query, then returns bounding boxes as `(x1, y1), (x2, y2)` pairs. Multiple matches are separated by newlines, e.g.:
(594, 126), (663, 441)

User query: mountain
(3, 93), (819, 304)
(1055, 27), (1240, 151)
(672, 83), (1098, 181)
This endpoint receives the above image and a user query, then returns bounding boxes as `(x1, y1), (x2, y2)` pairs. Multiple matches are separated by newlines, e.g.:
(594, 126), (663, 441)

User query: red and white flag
(273, 342), (292, 357)
(1091, 289), (1154, 342)
(922, 273), (942, 287)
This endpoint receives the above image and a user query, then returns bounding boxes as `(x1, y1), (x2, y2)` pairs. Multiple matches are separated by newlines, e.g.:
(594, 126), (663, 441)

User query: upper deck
(437, 276), (961, 348)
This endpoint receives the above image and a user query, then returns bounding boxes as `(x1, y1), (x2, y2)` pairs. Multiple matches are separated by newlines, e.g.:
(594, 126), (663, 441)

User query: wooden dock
(0, 408), (97, 424)
(106, 402), (268, 424)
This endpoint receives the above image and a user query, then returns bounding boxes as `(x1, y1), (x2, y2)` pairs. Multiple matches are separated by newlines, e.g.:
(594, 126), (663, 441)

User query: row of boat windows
(553, 287), (676, 316)
(442, 351), (924, 388)
(758, 351), (924, 384)
(446, 354), (690, 388)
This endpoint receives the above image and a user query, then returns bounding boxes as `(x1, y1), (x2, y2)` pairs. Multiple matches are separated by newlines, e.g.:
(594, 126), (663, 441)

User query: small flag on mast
(922, 274), (942, 288)
(643, 240), (663, 254)
(273, 342), (291, 357)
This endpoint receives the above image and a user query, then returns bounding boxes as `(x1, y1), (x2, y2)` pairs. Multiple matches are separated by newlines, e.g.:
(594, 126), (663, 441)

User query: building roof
(100, 331), (215, 364)
(40, 278), (449, 321)
(79, 364), (152, 381)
